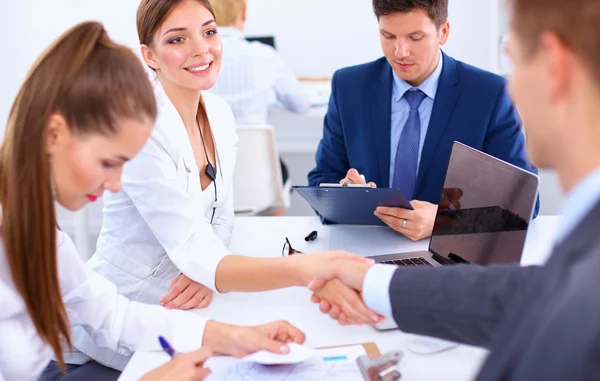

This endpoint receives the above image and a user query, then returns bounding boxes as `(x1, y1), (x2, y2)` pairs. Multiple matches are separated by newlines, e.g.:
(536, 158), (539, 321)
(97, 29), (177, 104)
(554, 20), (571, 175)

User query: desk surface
(119, 216), (559, 381)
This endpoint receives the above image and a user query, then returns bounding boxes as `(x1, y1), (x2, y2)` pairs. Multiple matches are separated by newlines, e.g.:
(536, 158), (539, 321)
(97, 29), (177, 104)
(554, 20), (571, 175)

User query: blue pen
(158, 336), (176, 358)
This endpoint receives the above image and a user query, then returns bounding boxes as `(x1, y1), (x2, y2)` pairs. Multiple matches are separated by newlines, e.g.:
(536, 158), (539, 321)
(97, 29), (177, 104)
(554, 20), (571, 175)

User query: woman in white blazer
(2, 22), (305, 381)
(85, 0), (375, 310)
(71, 0), (379, 372)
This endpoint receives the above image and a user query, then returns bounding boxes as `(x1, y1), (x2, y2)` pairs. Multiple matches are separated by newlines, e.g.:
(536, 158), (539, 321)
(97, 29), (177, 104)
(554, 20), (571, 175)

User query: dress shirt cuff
(362, 264), (397, 318)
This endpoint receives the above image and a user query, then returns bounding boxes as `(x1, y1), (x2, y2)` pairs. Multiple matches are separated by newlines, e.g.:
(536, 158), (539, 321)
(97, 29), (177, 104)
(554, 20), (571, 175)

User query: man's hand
(340, 168), (377, 188)
(374, 200), (438, 241)
(160, 274), (213, 310)
(289, 251), (382, 325)
(313, 279), (384, 325)
(308, 260), (383, 325)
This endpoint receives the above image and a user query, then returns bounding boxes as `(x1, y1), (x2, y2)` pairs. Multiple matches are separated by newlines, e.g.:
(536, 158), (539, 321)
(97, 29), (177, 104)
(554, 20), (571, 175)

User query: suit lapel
(371, 62), (394, 187)
(154, 81), (198, 175)
(415, 52), (461, 195)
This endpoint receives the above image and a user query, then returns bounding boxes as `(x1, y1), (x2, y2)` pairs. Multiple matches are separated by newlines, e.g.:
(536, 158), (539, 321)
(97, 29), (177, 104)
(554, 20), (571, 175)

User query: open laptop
(246, 36), (277, 49)
(372, 142), (538, 332)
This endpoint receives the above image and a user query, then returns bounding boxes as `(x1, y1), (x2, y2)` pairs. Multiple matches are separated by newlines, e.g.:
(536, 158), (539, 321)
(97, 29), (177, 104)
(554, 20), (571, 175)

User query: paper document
(242, 343), (315, 365)
(329, 225), (429, 257)
(205, 345), (367, 381)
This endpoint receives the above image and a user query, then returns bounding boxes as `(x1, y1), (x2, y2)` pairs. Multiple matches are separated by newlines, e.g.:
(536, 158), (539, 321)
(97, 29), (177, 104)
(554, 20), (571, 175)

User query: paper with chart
(204, 345), (367, 381)
(241, 343), (316, 365)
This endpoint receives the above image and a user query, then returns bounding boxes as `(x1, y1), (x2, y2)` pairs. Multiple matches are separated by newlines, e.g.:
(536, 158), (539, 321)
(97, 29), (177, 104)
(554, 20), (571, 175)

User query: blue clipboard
(293, 186), (413, 225)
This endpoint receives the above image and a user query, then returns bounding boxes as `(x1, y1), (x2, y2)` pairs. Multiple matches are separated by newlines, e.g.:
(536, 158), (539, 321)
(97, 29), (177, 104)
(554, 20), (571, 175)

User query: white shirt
(210, 27), (310, 125)
(69, 83), (238, 369)
(362, 165), (600, 318)
(0, 230), (208, 381)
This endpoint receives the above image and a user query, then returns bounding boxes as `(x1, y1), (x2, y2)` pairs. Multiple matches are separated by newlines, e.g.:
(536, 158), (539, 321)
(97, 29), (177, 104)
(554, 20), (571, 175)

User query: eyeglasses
(282, 237), (304, 257)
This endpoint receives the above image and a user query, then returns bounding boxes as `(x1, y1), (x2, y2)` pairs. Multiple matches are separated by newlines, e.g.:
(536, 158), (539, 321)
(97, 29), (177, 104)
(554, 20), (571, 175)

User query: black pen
(304, 230), (318, 242)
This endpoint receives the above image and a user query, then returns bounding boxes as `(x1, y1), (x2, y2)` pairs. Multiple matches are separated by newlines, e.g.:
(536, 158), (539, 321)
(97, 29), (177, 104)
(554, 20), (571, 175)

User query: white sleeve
(0, 368), (5, 381)
(271, 51), (310, 114)
(58, 231), (208, 355)
(211, 184), (234, 247)
(121, 136), (230, 291)
(362, 264), (397, 318)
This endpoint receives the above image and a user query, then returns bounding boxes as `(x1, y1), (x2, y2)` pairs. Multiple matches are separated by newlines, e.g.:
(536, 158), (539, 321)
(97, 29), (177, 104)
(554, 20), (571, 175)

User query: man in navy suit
(308, 0), (538, 241)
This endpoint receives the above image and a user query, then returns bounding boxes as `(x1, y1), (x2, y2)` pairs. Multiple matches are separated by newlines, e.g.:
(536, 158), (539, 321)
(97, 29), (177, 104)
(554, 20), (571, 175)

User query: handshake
(157, 249), (387, 326)
(306, 253), (386, 326)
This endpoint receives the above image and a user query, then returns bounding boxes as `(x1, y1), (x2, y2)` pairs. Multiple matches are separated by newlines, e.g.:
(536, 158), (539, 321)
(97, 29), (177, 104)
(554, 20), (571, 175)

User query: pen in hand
(159, 335), (176, 358)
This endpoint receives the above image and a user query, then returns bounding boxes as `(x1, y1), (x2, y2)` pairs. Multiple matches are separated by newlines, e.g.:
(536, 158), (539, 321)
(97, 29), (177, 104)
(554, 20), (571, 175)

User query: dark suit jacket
(308, 52), (540, 216)
(388, 200), (600, 380)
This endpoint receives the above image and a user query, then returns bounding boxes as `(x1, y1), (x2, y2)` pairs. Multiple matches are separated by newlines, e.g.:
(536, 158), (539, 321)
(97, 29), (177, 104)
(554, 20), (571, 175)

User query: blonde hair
(210, 0), (246, 26)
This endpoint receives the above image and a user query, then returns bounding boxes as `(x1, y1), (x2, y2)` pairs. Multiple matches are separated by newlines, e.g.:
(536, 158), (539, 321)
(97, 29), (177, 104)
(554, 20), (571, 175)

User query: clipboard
(293, 186), (413, 225)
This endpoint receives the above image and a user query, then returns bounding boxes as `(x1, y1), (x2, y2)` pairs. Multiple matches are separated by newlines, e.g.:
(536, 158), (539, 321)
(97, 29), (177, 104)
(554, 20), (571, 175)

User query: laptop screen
(246, 36), (277, 49)
(428, 142), (539, 265)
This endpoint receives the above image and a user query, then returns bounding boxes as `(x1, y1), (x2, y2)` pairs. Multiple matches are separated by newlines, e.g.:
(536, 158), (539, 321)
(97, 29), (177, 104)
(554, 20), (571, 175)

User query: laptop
(246, 36), (277, 49)
(372, 142), (539, 329)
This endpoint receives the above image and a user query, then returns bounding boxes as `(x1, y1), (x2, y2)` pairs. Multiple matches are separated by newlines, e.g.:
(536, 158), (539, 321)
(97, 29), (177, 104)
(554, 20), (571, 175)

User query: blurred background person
(210, 0), (310, 215)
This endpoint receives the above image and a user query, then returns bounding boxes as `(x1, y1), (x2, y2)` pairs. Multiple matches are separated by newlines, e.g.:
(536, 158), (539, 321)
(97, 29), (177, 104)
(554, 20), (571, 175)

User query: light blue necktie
(392, 89), (427, 200)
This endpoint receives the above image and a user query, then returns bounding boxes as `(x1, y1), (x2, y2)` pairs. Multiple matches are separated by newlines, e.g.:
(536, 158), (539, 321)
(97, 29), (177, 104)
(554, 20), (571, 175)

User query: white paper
(241, 343), (316, 365)
(328, 225), (429, 257)
(205, 345), (367, 381)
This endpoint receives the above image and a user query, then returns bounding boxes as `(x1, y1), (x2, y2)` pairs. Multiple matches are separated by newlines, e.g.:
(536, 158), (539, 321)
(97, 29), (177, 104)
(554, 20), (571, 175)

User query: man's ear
(46, 113), (70, 155)
(241, 5), (247, 23)
(540, 31), (571, 104)
(439, 20), (450, 46)
(140, 44), (160, 71)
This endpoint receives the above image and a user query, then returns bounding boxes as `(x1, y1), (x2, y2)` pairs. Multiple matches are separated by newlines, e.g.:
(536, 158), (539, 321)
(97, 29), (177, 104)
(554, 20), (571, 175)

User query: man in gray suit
(308, 0), (600, 379)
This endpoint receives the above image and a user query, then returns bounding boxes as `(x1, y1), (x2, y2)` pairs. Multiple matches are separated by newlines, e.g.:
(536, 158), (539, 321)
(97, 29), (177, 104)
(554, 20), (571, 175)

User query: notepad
(205, 345), (368, 381)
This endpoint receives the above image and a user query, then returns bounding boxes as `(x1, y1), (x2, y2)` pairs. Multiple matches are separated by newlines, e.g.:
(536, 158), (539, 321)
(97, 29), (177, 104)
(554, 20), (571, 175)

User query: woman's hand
(312, 279), (384, 325)
(160, 274), (213, 310)
(308, 259), (385, 326)
(290, 251), (383, 325)
(291, 251), (372, 286)
(203, 320), (306, 358)
(140, 348), (212, 381)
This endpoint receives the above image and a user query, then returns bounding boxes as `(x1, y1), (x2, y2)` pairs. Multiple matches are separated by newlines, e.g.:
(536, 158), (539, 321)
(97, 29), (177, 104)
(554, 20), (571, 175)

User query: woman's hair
(136, 0), (217, 143)
(211, 0), (246, 26)
(137, 0), (216, 47)
(0, 21), (157, 367)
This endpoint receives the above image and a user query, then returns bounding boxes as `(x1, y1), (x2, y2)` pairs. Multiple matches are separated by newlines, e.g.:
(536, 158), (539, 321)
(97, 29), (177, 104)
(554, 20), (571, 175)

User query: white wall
(0, 0), (142, 135)
(0, 0), (497, 135)
(244, 0), (495, 77)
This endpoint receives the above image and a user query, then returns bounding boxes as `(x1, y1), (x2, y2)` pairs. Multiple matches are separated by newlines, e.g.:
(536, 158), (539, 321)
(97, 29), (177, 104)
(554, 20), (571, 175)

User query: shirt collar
(393, 51), (444, 102)
(556, 165), (600, 243)
(218, 26), (245, 40)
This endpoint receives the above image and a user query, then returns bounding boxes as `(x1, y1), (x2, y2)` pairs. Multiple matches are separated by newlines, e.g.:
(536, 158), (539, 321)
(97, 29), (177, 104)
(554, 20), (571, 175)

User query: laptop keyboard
(380, 257), (433, 267)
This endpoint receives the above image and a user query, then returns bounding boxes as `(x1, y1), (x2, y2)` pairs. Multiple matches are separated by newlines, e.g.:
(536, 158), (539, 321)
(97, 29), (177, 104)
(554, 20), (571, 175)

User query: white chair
(233, 124), (291, 215)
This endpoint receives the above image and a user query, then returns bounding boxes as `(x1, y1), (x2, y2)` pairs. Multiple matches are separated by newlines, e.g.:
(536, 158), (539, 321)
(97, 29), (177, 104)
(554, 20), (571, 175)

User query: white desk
(119, 216), (559, 381)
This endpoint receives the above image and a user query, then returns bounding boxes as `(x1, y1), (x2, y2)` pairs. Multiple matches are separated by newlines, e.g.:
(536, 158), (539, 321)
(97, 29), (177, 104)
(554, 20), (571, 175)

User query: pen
(305, 230), (318, 242)
(342, 174), (367, 187)
(159, 336), (176, 358)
